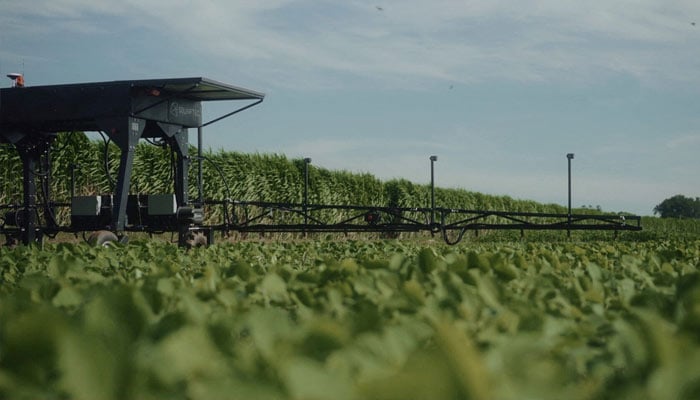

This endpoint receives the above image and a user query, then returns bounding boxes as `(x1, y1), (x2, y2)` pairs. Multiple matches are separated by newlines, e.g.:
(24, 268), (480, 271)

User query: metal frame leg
(100, 117), (145, 235)
(18, 148), (38, 244)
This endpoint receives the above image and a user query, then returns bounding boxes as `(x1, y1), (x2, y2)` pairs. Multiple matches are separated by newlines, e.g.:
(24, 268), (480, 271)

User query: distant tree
(653, 195), (700, 219)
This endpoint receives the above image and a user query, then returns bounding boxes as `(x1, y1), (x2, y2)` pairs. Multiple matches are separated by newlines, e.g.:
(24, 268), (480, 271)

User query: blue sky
(1, 0), (699, 215)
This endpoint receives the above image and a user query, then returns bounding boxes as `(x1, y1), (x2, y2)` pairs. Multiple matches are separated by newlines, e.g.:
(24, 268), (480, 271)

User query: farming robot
(0, 76), (641, 247)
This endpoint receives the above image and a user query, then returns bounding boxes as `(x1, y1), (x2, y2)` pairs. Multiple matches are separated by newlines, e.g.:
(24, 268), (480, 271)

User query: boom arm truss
(206, 200), (641, 244)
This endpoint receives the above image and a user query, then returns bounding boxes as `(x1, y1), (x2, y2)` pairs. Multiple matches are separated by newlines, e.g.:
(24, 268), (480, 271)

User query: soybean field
(1, 234), (700, 399)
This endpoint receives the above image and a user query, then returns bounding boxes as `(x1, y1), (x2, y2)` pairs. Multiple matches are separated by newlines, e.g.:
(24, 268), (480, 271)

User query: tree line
(654, 194), (700, 219)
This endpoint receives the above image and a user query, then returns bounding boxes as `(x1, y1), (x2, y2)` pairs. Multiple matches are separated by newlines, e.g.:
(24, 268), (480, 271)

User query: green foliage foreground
(2, 239), (700, 400)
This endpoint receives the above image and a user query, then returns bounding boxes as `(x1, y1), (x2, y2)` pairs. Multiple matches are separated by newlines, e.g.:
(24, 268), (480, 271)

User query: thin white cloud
(283, 137), (452, 160)
(4, 0), (700, 89)
(283, 138), (367, 156)
(666, 134), (700, 149)
(3, 0), (125, 18)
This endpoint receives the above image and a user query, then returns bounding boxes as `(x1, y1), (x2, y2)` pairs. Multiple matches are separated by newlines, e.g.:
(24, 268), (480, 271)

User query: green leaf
(283, 357), (356, 400)
(260, 273), (289, 304)
(148, 325), (230, 386)
(57, 329), (122, 400)
(52, 286), (83, 308)
(418, 248), (439, 273)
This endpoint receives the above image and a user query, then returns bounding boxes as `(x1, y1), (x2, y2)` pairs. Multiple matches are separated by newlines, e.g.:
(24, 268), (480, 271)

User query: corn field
(1, 132), (596, 227)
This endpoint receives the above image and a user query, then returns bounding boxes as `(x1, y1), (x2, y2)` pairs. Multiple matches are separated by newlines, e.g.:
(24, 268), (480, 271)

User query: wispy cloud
(283, 137), (451, 161)
(4, 0), (700, 89)
(666, 134), (700, 149)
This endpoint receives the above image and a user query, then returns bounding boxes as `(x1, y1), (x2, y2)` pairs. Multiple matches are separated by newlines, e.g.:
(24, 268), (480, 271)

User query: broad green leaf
(283, 357), (356, 400)
(57, 329), (122, 400)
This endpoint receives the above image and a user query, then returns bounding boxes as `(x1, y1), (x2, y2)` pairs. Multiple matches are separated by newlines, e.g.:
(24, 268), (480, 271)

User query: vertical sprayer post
(303, 157), (311, 234)
(430, 155), (438, 226)
(567, 153), (574, 236)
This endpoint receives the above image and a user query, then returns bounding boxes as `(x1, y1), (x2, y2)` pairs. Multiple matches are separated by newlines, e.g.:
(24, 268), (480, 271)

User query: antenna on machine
(7, 73), (24, 88)
(6, 59), (26, 87)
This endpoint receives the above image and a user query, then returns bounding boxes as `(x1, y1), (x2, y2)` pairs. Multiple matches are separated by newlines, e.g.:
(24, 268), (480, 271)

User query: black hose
(442, 227), (467, 245)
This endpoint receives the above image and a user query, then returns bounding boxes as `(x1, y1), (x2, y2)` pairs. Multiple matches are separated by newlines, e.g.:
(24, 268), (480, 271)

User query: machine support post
(169, 128), (192, 247)
(18, 148), (38, 244)
(41, 143), (55, 228)
(171, 129), (189, 207)
(113, 147), (136, 232)
(197, 126), (203, 207)
(109, 117), (143, 234)
(15, 138), (54, 244)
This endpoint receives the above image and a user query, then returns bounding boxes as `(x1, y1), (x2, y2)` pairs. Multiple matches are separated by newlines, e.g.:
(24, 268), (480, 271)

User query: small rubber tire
(88, 230), (118, 247)
(187, 232), (208, 248)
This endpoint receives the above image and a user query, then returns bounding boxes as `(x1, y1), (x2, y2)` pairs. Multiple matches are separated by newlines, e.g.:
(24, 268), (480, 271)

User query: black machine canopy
(0, 77), (265, 136)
